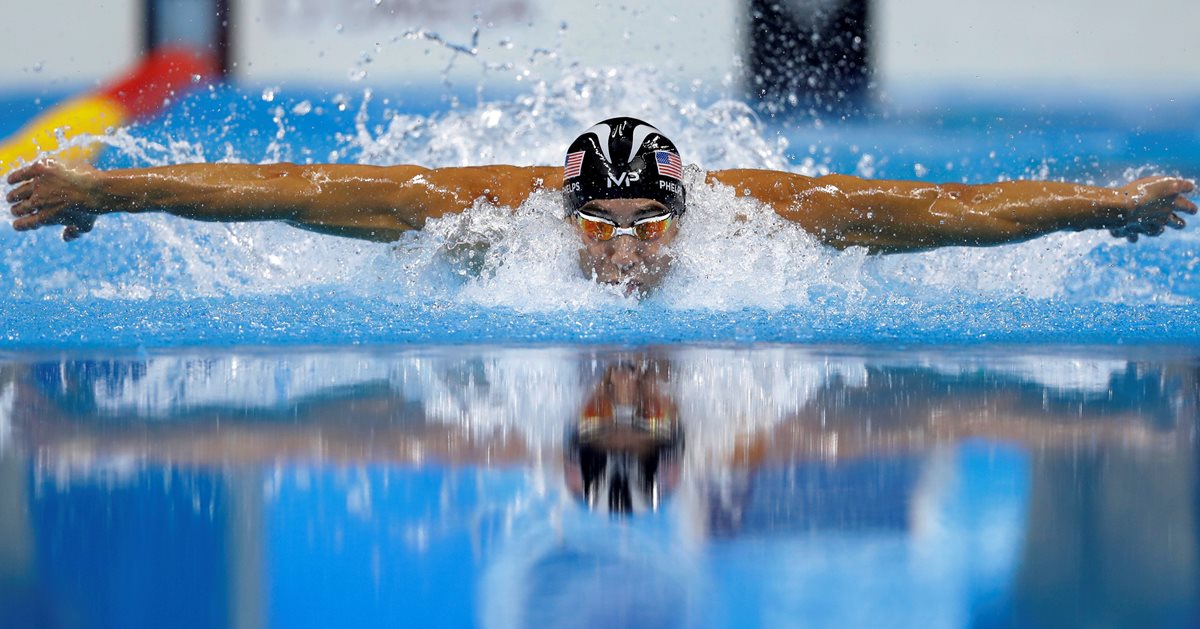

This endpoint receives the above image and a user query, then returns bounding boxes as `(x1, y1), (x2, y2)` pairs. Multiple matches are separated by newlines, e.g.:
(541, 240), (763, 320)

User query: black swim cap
(562, 117), (687, 216)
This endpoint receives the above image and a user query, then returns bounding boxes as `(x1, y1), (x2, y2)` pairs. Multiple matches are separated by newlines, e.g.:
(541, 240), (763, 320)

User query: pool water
(1, 71), (1199, 348)
(1, 62), (1199, 627)
(0, 345), (1196, 627)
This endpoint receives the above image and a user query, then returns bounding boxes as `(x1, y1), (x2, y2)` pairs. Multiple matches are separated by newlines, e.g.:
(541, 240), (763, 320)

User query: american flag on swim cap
(564, 151), (585, 179)
(654, 150), (682, 180)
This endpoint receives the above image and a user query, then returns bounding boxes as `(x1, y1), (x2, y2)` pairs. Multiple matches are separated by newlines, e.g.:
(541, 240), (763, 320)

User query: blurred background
(2, 5), (1199, 628)
(4, 0), (1197, 114)
(3, 0), (1200, 339)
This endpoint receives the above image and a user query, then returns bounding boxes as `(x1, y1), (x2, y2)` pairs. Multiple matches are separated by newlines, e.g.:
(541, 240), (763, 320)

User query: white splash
(1, 63), (1195, 309)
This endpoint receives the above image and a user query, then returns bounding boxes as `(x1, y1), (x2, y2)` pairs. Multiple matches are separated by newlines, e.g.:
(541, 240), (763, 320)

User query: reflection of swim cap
(564, 421), (684, 516)
(562, 117), (687, 216)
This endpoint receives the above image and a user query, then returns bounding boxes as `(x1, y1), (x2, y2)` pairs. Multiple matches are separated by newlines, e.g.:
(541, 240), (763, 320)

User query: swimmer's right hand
(6, 160), (102, 241)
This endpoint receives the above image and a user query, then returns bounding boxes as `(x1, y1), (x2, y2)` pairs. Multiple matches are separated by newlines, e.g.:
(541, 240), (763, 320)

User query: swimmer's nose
(609, 235), (641, 271)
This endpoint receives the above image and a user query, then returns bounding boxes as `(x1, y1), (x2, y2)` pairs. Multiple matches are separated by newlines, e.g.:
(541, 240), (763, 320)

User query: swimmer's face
(571, 198), (679, 294)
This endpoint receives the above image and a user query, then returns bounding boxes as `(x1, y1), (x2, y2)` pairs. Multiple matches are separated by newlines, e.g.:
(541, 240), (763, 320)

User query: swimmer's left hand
(1108, 176), (1196, 242)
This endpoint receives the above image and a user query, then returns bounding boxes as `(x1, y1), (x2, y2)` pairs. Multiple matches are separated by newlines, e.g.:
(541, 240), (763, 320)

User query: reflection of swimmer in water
(5, 352), (1194, 476)
(6, 117), (1196, 294)
(564, 357), (683, 515)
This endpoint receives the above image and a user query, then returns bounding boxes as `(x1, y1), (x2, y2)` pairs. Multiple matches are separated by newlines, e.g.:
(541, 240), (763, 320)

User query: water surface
(2, 79), (1198, 347)
(1, 345), (1195, 627)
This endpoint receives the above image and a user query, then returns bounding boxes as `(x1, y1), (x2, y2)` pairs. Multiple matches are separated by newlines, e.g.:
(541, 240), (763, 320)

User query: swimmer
(5, 116), (1196, 293)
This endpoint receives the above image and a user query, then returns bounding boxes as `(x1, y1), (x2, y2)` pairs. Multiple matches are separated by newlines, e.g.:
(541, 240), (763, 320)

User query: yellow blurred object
(0, 48), (216, 175)
(0, 95), (126, 173)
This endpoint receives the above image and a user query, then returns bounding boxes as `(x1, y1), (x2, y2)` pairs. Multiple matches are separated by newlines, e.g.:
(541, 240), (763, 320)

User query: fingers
(1157, 177), (1196, 196)
(12, 214), (44, 232)
(1121, 178), (1197, 241)
(4, 160), (57, 185)
(1129, 219), (1169, 237)
(9, 199), (34, 217)
(1109, 212), (1186, 240)
(5, 182), (32, 204)
(61, 213), (96, 241)
(1128, 176), (1196, 205)
(6, 163), (39, 185)
(10, 204), (62, 231)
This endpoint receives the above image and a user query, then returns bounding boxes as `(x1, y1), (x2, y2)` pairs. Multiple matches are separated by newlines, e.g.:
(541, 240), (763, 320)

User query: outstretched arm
(710, 170), (1197, 253)
(6, 160), (559, 242)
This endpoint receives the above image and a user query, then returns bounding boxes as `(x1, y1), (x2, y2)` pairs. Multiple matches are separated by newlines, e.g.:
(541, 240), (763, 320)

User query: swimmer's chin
(578, 264), (661, 299)
(614, 277), (658, 299)
(591, 273), (652, 299)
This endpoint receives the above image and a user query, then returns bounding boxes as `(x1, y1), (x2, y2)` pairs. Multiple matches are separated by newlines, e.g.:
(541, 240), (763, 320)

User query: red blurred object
(101, 47), (219, 120)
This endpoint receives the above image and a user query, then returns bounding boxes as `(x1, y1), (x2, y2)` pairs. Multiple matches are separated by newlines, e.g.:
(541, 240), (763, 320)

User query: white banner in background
(0, 1), (140, 88)
(874, 0), (1200, 92)
(234, 0), (745, 87)
(259, 0), (537, 29)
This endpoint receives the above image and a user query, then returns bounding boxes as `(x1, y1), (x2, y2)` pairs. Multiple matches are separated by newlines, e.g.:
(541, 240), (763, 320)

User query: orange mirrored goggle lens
(633, 215), (673, 240)
(576, 215), (616, 240)
(575, 213), (673, 241)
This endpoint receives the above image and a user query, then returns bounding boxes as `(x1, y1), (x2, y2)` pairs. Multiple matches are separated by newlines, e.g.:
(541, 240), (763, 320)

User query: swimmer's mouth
(617, 276), (652, 298)
(589, 265), (654, 296)
(595, 273), (644, 296)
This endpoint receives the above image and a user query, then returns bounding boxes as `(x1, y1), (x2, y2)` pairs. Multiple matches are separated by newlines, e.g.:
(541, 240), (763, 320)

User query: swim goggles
(574, 211), (674, 242)
(578, 393), (678, 441)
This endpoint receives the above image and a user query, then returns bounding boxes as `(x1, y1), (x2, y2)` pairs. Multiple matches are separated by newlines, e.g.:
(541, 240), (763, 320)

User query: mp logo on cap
(607, 171), (641, 187)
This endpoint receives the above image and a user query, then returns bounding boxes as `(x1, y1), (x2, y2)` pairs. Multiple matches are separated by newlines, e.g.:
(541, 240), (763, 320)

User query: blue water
(2, 78), (1199, 349)
(2, 75), (1199, 628)
(0, 345), (1196, 627)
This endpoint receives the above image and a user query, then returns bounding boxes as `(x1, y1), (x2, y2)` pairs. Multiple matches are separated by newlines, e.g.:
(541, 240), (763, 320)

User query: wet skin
(6, 160), (1196, 263)
(572, 197), (679, 293)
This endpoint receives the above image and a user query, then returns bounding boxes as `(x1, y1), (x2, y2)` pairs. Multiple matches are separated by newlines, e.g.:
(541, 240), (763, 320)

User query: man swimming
(5, 116), (1196, 293)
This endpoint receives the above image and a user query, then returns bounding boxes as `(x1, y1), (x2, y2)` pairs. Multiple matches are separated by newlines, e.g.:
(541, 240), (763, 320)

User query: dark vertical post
(142, 0), (232, 77)
(215, 0), (231, 76)
(143, 0), (160, 55)
(747, 0), (873, 120)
